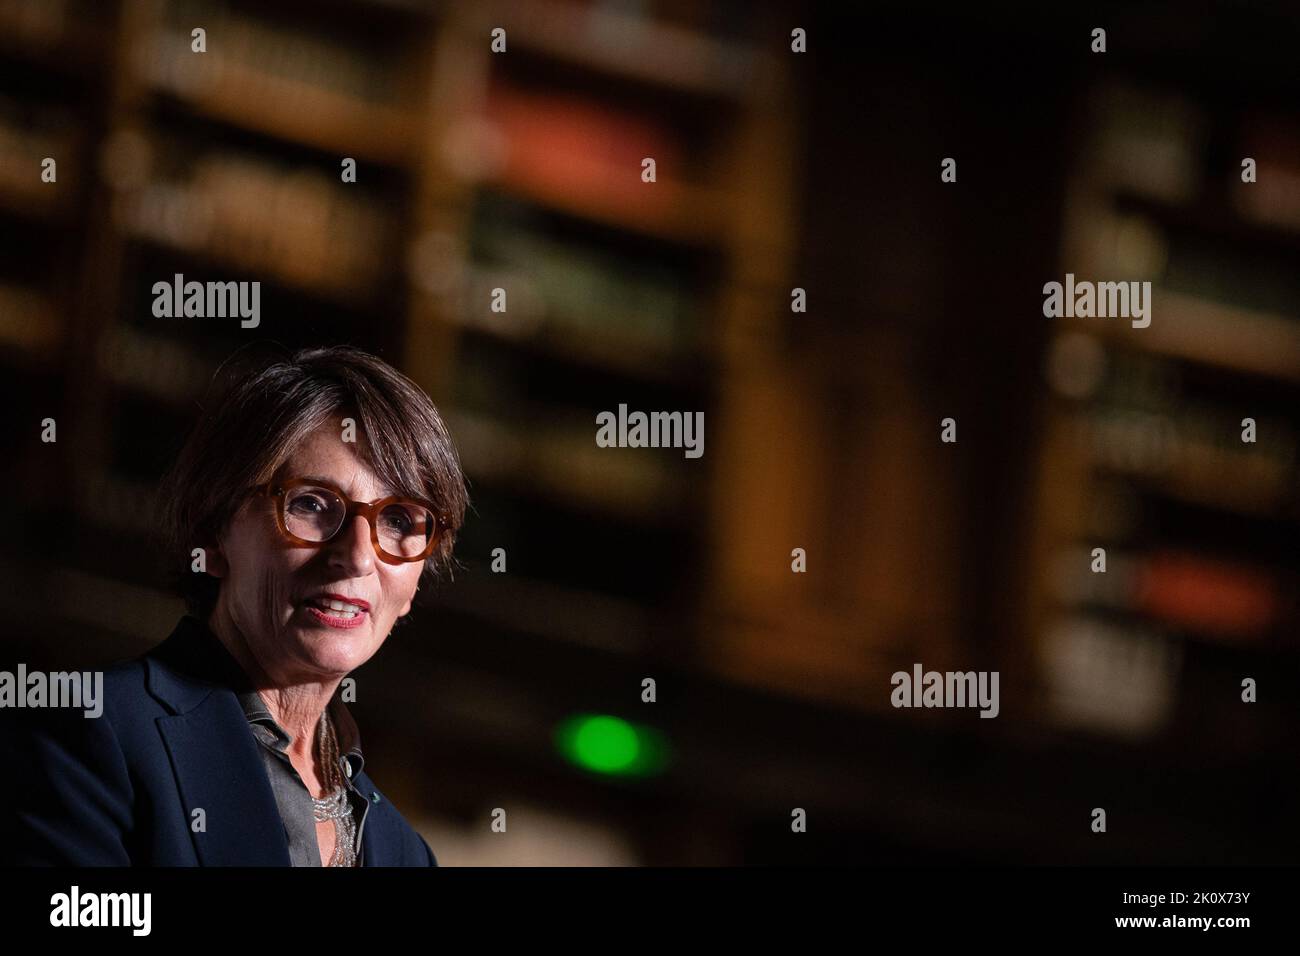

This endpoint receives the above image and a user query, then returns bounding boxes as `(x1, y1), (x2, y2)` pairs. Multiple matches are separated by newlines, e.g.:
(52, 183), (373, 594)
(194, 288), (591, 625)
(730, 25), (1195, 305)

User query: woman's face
(209, 424), (424, 685)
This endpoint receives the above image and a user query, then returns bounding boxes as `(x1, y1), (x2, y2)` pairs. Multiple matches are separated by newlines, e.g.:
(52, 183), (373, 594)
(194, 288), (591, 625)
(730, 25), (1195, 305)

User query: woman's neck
(206, 606), (340, 759)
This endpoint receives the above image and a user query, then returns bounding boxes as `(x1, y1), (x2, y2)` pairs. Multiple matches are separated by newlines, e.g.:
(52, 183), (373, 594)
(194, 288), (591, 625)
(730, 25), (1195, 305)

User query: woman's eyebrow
(299, 474), (399, 499)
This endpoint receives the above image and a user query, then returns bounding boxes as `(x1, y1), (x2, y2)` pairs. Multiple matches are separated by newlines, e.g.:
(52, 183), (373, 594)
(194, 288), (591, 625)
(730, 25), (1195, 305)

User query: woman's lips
(302, 601), (368, 629)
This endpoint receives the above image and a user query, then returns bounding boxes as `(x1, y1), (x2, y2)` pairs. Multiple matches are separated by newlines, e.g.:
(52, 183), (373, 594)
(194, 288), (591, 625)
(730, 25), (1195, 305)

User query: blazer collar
(144, 613), (257, 717)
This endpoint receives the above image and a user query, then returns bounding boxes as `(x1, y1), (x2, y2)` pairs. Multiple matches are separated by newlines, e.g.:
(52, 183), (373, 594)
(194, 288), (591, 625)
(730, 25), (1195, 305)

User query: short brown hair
(157, 344), (469, 619)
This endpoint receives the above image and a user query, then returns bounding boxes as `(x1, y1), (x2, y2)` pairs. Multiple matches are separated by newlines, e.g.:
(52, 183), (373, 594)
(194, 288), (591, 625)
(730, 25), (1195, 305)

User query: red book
(1135, 551), (1279, 640)
(483, 79), (688, 223)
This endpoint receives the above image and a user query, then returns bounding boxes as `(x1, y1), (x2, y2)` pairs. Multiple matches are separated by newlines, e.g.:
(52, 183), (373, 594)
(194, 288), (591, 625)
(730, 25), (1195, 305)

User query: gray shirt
(235, 689), (368, 867)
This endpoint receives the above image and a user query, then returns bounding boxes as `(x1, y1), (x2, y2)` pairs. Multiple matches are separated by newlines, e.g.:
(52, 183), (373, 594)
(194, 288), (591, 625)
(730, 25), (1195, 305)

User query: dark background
(1, 0), (1298, 864)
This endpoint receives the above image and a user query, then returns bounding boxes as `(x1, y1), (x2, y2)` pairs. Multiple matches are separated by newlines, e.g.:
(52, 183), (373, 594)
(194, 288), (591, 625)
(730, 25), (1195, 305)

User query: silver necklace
(311, 709), (358, 867)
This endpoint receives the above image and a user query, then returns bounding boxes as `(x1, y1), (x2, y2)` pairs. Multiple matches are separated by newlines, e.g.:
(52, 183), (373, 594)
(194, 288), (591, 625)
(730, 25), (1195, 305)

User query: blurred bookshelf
(4, 0), (1297, 865)
(0, 0), (811, 864)
(1028, 76), (1300, 753)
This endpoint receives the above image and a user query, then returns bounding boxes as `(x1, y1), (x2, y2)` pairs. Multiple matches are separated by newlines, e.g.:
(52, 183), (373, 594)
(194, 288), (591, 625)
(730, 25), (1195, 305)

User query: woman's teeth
(311, 599), (364, 618)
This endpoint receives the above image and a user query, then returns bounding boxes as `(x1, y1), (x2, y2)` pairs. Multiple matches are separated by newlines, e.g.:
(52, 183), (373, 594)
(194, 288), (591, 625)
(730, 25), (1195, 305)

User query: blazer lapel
(157, 693), (292, 866)
(146, 615), (292, 866)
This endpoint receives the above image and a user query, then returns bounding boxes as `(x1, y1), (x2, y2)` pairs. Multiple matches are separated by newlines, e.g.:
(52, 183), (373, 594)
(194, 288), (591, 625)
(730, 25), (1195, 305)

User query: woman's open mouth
(302, 596), (369, 629)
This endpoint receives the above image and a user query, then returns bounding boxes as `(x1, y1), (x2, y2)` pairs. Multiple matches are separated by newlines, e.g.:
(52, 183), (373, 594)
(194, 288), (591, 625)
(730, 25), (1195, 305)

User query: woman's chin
(288, 610), (379, 671)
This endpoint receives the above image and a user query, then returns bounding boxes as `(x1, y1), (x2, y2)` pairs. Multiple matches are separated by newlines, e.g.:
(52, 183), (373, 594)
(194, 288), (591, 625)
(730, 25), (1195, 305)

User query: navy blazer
(0, 615), (438, 866)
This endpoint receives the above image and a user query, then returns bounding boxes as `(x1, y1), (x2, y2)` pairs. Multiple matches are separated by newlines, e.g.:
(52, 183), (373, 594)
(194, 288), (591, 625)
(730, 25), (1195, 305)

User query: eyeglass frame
(253, 476), (452, 565)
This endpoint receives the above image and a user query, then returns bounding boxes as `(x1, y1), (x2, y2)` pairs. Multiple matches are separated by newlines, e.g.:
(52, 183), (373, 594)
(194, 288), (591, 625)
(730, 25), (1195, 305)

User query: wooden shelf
(463, 0), (763, 104)
(1085, 460), (1295, 524)
(1063, 289), (1300, 384)
(95, 326), (215, 405)
(442, 406), (696, 528)
(1114, 188), (1300, 260)
(483, 171), (731, 249)
(429, 305), (711, 390)
(1043, 590), (1292, 652)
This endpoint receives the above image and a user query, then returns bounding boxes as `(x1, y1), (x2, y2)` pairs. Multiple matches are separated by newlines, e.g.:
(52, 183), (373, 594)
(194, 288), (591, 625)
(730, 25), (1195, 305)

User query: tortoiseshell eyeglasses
(255, 477), (450, 565)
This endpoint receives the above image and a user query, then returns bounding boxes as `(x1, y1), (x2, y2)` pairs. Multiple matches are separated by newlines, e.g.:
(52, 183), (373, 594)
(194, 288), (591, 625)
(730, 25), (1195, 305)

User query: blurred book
(140, 0), (412, 162)
(484, 75), (683, 201)
(1080, 401), (1295, 517)
(444, 407), (682, 521)
(115, 145), (391, 298)
(1049, 546), (1283, 644)
(465, 193), (698, 359)
(473, 75), (721, 241)
(151, 0), (400, 104)
(1042, 615), (1181, 738)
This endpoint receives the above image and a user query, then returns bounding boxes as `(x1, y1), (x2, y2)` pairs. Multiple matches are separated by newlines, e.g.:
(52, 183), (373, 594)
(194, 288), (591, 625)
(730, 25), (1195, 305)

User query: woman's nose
(326, 513), (375, 575)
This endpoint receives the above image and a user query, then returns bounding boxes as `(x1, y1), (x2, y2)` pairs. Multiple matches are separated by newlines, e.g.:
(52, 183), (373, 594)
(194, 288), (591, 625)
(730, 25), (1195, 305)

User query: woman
(3, 346), (468, 866)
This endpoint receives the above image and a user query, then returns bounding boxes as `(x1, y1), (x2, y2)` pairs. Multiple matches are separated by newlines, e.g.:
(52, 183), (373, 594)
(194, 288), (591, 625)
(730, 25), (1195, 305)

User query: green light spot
(574, 716), (639, 772)
(555, 714), (670, 777)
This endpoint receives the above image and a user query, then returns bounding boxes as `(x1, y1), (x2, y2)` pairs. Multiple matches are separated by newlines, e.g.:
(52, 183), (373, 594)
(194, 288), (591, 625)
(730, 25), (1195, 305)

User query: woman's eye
(381, 512), (413, 534)
(288, 495), (328, 514)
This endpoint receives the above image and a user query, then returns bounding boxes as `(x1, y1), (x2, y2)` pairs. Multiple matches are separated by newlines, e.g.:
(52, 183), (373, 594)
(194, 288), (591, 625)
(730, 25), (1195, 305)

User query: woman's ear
(395, 578), (421, 620)
(204, 537), (230, 579)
